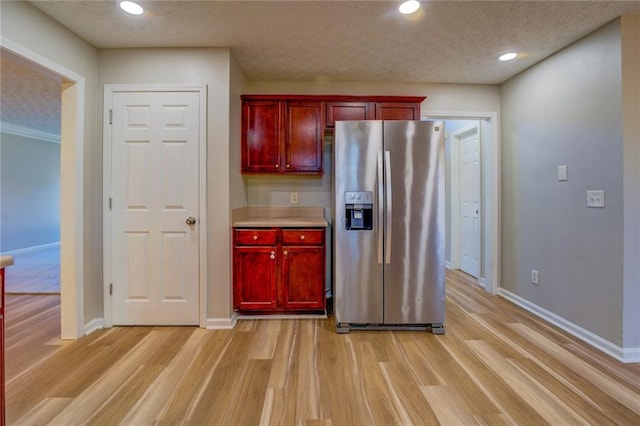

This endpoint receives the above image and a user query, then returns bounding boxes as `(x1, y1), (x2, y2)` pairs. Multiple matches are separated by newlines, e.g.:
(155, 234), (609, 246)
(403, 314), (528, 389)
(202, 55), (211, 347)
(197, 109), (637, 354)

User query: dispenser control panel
(345, 191), (374, 230)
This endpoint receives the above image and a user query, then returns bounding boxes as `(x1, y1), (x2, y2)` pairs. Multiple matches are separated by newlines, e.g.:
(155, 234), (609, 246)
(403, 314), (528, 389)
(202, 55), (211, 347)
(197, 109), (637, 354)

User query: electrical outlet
(290, 192), (299, 204)
(587, 190), (605, 208)
(531, 269), (540, 285)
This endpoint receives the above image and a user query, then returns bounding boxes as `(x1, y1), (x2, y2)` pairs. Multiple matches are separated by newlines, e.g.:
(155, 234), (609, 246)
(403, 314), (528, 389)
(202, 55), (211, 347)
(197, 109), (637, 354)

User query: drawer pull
(253, 235), (258, 240)
(283, 250), (288, 256)
(300, 235), (305, 240)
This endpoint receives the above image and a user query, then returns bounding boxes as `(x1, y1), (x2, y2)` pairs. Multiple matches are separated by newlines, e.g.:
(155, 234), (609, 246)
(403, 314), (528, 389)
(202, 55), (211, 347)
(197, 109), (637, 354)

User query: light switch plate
(587, 190), (605, 208)
(290, 192), (299, 204)
(558, 165), (568, 181)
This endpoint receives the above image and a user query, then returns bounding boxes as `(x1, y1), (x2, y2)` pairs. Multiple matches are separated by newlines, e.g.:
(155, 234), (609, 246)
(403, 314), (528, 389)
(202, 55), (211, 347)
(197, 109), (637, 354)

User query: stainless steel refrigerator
(333, 120), (445, 334)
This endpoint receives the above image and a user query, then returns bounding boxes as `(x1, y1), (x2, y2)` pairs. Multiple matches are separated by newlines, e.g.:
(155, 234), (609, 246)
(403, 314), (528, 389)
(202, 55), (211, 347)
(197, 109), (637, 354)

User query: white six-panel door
(110, 91), (200, 325)
(459, 124), (481, 278)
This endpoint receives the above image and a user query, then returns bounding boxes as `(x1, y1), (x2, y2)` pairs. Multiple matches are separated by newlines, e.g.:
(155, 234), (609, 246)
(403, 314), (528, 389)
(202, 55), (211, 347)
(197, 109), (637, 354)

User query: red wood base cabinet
(1, 267), (5, 426)
(233, 228), (326, 314)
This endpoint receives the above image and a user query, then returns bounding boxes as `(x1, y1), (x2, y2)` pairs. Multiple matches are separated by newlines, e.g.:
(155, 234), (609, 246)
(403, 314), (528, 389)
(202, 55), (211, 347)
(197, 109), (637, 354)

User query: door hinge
(109, 283), (113, 296)
(109, 109), (113, 125)
(109, 197), (112, 210)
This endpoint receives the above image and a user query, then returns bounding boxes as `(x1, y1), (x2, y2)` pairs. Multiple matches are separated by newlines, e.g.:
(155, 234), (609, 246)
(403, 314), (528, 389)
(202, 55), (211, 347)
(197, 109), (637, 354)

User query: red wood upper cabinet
(242, 100), (282, 173)
(375, 102), (421, 120)
(325, 101), (371, 127)
(241, 95), (425, 174)
(241, 96), (324, 175)
(284, 102), (324, 173)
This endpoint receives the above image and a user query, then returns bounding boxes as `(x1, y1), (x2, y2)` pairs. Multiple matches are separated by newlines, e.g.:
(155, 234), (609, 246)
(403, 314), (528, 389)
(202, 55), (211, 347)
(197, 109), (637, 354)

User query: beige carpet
(4, 244), (60, 294)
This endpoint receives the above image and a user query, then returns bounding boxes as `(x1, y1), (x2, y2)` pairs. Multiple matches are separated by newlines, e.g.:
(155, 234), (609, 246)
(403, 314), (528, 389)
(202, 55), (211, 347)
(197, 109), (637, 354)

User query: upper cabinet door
(325, 101), (371, 128)
(242, 100), (282, 173)
(375, 102), (421, 120)
(285, 101), (324, 174)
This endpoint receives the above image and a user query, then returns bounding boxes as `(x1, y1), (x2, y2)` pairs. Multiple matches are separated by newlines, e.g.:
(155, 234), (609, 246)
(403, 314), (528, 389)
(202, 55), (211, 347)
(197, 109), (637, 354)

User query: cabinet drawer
(235, 229), (278, 245)
(282, 229), (324, 245)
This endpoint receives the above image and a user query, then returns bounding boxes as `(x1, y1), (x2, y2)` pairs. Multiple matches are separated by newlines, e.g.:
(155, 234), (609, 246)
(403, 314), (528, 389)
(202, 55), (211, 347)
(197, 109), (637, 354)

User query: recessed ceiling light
(499, 52), (518, 62)
(398, 0), (421, 15)
(120, 1), (143, 15)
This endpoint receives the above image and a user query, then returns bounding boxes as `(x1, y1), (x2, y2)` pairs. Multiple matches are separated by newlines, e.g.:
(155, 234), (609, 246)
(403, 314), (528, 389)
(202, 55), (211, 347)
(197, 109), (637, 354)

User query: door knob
(186, 216), (197, 225)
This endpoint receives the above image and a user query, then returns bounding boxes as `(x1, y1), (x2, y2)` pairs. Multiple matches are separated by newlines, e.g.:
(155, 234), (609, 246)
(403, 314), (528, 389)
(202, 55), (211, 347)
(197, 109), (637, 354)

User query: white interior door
(110, 91), (200, 325)
(458, 124), (481, 277)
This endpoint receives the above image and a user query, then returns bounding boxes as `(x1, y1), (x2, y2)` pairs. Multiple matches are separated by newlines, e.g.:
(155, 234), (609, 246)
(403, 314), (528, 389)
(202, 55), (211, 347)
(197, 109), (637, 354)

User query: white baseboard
(84, 318), (104, 336)
(3, 241), (60, 256)
(499, 288), (640, 363)
(205, 313), (238, 329)
(445, 261), (454, 270)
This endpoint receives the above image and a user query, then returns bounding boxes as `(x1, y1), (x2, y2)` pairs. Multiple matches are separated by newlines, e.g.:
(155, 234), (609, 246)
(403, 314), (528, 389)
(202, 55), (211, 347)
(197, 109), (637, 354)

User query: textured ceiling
(0, 49), (62, 135)
(2, 0), (640, 136)
(27, 0), (640, 84)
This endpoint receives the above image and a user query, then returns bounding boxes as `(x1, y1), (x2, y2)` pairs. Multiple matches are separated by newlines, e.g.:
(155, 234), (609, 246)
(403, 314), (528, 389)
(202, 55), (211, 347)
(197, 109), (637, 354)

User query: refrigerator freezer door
(334, 121), (384, 325)
(383, 121), (446, 324)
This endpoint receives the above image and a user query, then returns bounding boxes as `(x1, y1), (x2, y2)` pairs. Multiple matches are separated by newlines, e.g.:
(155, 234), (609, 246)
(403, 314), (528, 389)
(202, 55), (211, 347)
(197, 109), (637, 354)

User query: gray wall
(501, 20), (624, 345)
(0, 133), (60, 251)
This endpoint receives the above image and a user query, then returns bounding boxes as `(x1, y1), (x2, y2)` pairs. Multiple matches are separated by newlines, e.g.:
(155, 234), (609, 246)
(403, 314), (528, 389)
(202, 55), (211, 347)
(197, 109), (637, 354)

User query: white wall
(99, 48), (235, 321)
(501, 20), (625, 346)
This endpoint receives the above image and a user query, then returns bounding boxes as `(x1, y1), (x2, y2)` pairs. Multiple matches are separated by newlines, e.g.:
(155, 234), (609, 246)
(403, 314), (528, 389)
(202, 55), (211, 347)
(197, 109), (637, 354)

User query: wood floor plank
(509, 322), (640, 416)
(5, 273), (640, 425)
(225, 359), (273, 425)
(85, 364), (165, 425)
(44, 328), (173, 425)
(11, 397), (72, 426)
(433, 332), (547, 425)
(120, 328), (210, 424)
(156, 329), (234, 425)
(466, 339), (588, 424)
(186, 331), (255, 423)
(421, 385), (478, 425)
(316, 327), (370, 425)
(351, 341), (405, 425)
(509, 357), (618, 425)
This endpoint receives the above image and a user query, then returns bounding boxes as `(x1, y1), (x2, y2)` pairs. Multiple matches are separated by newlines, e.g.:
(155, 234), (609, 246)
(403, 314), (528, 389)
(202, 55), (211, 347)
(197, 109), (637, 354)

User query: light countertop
(1, 255), (14, 268)
(232, 206), (328, 228)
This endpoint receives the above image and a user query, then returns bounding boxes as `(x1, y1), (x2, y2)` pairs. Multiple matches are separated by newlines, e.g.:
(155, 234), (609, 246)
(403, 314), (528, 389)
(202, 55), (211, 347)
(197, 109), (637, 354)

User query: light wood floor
(5, 270), (640, 425)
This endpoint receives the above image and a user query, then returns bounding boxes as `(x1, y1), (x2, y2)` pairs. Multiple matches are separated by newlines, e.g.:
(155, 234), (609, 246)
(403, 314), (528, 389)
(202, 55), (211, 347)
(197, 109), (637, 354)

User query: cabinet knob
(253, 235), (258, 240)
(286, 164), (290, 168)
(283, 250), (288, 256)
(300, 235), (305, 240)
(270, 251), (275, 260)
(275, 164), (280, 168)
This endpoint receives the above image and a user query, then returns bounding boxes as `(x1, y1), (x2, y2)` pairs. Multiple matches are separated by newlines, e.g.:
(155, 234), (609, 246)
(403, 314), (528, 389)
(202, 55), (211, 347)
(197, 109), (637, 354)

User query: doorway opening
(1, 39), (86, 339)
(1, 49), (61, 295)
(424, 113), (499, 294)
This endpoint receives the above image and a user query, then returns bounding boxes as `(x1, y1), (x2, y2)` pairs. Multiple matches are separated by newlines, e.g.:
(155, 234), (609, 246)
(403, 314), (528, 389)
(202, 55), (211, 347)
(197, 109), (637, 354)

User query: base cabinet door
(1, 269), (5, 426)
(233, 246), (278, 311)
(281, 246), (325, 310)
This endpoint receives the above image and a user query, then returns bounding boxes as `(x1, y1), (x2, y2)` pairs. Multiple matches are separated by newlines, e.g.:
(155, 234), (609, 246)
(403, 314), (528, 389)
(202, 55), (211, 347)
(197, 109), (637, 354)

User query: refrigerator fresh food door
(382, 121), (446, 324)
(334, 121), (384, 325)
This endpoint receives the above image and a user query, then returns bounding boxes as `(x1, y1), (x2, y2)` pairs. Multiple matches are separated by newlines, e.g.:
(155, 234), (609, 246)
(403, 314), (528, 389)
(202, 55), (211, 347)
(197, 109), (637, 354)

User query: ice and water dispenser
(344, 191), (374, 230)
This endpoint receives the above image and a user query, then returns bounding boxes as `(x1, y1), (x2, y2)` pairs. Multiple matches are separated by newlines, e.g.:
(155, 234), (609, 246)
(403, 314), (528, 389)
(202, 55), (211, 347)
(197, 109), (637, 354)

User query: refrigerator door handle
(377, 151), (384, 264)
(385, 150), (392, 264)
